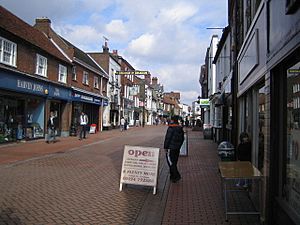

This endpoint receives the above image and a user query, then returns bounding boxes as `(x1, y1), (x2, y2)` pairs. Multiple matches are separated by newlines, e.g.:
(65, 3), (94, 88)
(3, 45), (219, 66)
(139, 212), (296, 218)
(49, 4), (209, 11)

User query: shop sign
(199, 99), (210, 107)
(115, 71), (149, 76)
(238, 29), (258, 84)
(0, 71), (47, 96)
(119, 145), (160, 195)
(102, 100), (109, 106)
(93, 98), (101, 105)
(129, 86), (139, 96)
(48, 85), (72, 100)
(73, 92), (102, 105)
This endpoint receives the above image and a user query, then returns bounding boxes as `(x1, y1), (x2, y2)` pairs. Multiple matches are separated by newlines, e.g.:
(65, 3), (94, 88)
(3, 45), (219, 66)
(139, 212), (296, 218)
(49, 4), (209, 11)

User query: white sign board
(119, 145), (160, 194)
(180, 132), (188, 156)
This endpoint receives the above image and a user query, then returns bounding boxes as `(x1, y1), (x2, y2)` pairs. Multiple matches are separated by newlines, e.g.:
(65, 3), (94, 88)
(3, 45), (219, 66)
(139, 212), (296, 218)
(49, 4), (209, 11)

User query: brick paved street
(0, 126), (168, 225)
(0, 126), (261, 225)
(162, 130), (260, 225)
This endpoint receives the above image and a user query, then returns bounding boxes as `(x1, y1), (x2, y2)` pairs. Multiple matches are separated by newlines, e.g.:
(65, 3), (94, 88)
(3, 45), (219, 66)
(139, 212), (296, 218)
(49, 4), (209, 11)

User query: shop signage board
(48, 85), (72, 100)
(0, 70), (47, 96)
(72, 92), (102, 105)
(119, 145), (160, 195)
(199, 99), (210, 107)
(115, 71), (149, 76)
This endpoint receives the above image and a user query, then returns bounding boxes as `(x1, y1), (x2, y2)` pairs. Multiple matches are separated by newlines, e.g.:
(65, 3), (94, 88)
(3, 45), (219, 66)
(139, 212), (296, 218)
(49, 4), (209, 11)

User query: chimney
(102, 36), (109, 53)
(34, 17), (52, 37)
(112, 50), (118, 55)
(152, 77), (158, 85)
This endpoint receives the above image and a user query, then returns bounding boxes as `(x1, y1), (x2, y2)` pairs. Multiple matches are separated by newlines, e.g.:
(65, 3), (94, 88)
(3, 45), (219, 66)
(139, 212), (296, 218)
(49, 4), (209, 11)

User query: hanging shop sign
(119, 145), (160, 195)
(129, 86), (139, 96)
(115, 71), (149, 76)
(102, 100), (109, 106)
(199, 99), (210, 107)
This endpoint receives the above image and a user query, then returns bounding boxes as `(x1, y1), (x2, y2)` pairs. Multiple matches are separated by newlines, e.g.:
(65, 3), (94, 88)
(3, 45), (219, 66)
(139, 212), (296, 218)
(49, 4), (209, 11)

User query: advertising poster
(119, 145), (160, 194)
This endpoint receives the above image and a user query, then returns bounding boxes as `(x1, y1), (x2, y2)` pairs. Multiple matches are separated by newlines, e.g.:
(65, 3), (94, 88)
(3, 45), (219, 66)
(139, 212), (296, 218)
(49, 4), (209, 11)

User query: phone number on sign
(122, 176), (154, 183)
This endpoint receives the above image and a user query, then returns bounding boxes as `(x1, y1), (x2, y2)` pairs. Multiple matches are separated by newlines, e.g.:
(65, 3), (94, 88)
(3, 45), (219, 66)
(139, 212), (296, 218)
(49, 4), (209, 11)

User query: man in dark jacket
(164, 116), (185, 183)
(46, 111), (58, 143)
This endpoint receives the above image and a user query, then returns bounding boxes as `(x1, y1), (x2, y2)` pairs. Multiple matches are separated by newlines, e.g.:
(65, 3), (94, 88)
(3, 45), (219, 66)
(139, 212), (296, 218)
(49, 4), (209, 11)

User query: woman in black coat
(164, 116), (184, 183)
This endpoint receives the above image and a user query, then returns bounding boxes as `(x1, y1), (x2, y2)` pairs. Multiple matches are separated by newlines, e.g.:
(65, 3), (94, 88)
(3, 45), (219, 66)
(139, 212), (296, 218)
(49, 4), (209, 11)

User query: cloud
(0, 0), (227, 105)
(53, 24), (103, 51)
(127, 33), (156, 56)
(105, 20), (128, 40)
(159, 2), (198, 24)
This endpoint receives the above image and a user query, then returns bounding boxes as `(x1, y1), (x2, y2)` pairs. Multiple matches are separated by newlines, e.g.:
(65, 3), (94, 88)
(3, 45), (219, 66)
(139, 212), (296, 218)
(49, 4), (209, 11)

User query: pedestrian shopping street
(0, 126), (260, 225)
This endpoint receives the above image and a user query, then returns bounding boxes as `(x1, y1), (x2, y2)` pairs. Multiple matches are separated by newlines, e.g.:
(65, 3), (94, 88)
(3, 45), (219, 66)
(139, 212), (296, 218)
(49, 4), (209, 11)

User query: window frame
(72, 66), (77, 81)
(35, 54), (48, 77)
(0, 36), (17, 67)
(82, 71), (89, 85)
(58, 64), (67, 83)
(94, 76), (99, 89)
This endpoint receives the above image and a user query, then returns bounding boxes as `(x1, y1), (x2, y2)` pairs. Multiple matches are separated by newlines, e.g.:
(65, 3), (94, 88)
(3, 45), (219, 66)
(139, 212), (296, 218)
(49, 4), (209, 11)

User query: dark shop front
(71, 87), (102, 134)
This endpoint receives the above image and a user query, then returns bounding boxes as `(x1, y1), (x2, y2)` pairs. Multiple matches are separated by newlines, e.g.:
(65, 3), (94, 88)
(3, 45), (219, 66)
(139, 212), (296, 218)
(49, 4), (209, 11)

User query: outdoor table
(218, 161), (262, 221)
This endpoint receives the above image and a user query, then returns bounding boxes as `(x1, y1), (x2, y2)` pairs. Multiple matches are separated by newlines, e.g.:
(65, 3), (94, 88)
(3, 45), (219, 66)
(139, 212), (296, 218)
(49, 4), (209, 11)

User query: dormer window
(36, 54), (47, 77)
(0, 37), (17, 67)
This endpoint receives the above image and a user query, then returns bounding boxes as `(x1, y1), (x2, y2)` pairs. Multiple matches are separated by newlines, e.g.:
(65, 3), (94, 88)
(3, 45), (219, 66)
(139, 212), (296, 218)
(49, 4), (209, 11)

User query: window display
(285, 61), (300, 219)
(0, 93), (44, 143)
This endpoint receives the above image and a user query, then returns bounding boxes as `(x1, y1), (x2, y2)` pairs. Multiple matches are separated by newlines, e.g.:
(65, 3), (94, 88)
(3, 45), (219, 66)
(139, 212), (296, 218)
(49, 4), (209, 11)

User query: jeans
(47, 128), (56, 142)
(79, 125), (87, 139)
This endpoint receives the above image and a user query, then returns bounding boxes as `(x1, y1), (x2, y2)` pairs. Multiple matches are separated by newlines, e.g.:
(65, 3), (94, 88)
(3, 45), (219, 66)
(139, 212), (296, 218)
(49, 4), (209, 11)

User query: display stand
(218, 161), (262, 221)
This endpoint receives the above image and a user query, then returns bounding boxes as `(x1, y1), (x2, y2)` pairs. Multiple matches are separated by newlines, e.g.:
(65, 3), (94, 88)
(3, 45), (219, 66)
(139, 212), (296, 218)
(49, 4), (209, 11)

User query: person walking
(79, 112), (88, 140)
(46, 111), (58, 143)
(164, 115), (185, 183)
(120, 117), (125, 131)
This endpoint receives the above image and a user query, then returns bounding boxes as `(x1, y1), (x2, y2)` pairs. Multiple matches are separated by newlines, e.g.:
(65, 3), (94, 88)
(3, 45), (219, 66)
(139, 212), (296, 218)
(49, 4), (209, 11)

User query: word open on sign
(119, 145), (160, 194)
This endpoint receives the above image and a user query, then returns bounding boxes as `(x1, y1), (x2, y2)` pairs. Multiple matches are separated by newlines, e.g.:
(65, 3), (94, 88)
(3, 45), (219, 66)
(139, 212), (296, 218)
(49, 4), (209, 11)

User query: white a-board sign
(119, 145), (160, 195)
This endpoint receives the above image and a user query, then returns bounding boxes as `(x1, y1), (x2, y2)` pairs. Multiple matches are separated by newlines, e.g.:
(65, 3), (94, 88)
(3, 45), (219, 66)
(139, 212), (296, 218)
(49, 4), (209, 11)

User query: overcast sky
(1, 0), (227, 106)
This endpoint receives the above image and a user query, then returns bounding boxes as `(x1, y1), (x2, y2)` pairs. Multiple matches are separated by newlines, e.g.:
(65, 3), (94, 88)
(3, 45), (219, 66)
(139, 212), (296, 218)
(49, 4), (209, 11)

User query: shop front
(270, 50), (300, 225)
(0, 70), (48, 143)
(71, 88), (103, 134)
(46, 84), (72, 137)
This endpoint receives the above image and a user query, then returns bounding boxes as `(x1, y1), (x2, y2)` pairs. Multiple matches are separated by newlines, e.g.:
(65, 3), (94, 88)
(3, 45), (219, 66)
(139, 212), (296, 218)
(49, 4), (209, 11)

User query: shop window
(26, 98), (44, 139)
(83, 71), (89, 85)
(256, 84), (265, 172)
(58, 64), (67, 83)
(284, 61), (300, 221)
(240, 93), (252, 134)
(0, 36), (17, 67)
(35, 54), (47, 77)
